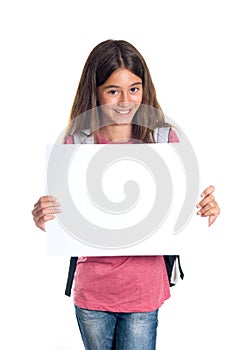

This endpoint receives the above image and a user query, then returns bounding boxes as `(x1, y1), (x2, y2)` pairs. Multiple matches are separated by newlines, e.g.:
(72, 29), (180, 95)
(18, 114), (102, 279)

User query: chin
(113, 115), (134, 125)
(115, 120), (132, 125)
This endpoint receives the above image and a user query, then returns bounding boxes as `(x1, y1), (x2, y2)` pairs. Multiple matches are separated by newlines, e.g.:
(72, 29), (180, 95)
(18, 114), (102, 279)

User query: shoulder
(63, 129), (95, 144)
(154, 127), (179, 143)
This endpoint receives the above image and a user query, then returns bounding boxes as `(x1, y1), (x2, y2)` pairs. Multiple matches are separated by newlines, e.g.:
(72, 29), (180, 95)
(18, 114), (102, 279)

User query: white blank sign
(46, 143), (199, 256)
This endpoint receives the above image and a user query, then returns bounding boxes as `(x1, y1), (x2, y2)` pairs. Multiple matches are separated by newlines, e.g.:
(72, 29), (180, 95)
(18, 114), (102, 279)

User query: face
(97, 68), (143, 126)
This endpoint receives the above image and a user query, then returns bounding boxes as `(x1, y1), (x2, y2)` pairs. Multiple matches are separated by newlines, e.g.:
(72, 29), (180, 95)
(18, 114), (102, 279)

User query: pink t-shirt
(65, 128), (178, 312)
(74, 256), (170, 312)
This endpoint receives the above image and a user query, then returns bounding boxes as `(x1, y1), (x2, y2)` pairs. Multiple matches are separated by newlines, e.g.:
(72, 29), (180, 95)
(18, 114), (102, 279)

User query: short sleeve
(168, 128), (179, 143)
(63, 135), (74, 144)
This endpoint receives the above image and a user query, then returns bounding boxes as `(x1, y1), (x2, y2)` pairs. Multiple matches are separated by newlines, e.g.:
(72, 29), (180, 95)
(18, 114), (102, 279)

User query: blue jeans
(75, 305), (159, 350)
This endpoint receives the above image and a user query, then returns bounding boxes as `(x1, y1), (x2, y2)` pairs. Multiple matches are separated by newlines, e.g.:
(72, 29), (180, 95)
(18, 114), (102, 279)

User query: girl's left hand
(196, 185), (220, 226)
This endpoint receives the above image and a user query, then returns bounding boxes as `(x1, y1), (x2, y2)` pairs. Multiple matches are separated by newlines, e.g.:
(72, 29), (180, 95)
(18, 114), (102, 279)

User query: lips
(114, 109), (131, 115)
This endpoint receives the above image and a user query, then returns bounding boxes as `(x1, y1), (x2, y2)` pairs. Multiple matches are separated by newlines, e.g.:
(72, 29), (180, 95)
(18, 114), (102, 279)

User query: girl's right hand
(31, 195), (61, 231)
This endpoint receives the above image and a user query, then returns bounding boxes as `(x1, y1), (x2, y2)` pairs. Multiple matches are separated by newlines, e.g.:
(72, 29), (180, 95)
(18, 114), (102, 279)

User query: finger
(34, 206), (61, 223)
(208, 214), (218, 227)
(33, 200), (61, 213)
(34, 195), (57, 208)
(200, 185), (215, 198)
(198, 205), (218, 217)
(197, 199), (220, 218)
(32, 203), (61, 223)
(35, 214), (56, 232)
(196, 194), (215, 209)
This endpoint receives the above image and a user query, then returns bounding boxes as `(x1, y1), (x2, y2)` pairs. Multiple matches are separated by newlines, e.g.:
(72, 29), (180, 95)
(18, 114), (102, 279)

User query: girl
(32, 40), (220, 350)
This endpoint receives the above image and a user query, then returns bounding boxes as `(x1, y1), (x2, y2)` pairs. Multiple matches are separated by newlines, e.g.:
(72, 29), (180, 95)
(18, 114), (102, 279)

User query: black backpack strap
(65, 257), (78, 296)
(164, 255), (184, 287)
(177, 255), (184, 280)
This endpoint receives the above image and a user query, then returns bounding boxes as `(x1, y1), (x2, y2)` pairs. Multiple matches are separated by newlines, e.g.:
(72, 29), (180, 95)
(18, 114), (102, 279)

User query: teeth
(115, 109), (130, 115)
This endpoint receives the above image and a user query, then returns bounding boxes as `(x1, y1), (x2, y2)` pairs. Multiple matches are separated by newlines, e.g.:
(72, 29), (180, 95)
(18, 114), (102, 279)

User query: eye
(130, 87), (140, 93)
(107, 89), (118, 95)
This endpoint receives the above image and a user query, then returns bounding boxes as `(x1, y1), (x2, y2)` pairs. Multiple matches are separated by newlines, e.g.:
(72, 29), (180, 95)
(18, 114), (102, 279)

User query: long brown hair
(64, 39), (169, 143)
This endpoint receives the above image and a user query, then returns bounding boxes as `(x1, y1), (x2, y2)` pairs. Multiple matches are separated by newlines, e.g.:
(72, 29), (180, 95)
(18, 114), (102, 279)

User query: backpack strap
(63, 130), (94, 144)
(154, 127), (179, 143)
(154, 127), (170, 143)
(164, 255), (184, 287)
(65, 257), (78, 296)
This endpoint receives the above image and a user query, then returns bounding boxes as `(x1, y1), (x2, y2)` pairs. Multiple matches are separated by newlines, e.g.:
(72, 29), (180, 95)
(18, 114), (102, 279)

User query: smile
(114, 109), (131, 115)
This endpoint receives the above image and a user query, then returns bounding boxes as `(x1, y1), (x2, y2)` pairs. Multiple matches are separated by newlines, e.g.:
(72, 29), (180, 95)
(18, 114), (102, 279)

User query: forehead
(102, 68), (142, 86)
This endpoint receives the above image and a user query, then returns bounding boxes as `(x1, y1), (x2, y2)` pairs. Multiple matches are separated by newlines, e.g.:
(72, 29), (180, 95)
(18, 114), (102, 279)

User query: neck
(98, 124), (133, 142)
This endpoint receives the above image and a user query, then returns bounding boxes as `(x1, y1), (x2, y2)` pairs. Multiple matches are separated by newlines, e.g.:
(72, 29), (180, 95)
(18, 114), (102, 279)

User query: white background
(1, 0), (246, 349)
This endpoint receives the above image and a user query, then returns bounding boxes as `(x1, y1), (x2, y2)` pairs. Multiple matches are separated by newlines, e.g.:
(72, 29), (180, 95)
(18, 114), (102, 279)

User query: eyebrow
(103, 82), (142, 89)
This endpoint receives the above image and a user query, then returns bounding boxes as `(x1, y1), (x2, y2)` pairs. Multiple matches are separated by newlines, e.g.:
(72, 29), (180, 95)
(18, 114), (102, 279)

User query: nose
(118, 92), (131, 106)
